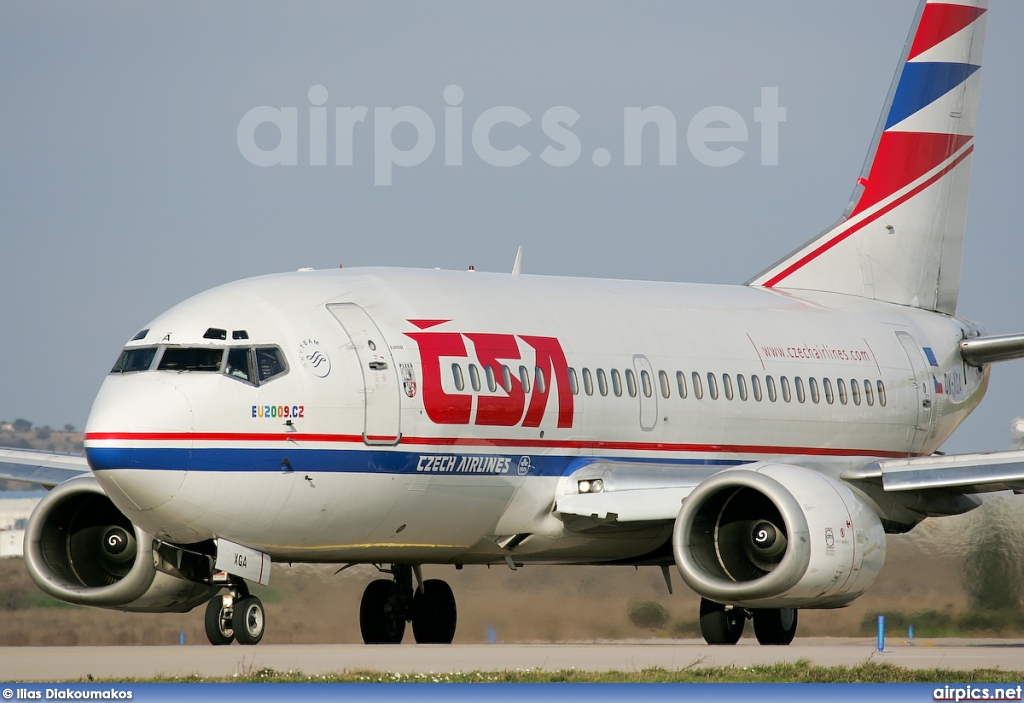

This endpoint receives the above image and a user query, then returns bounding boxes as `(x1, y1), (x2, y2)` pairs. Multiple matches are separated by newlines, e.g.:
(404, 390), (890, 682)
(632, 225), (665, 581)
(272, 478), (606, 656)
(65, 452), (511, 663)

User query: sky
(1, 1), (1023, 454)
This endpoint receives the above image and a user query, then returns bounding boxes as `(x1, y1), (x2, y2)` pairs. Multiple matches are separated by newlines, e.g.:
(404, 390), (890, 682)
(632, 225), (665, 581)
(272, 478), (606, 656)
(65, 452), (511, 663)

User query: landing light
(578, 479), (604, 494)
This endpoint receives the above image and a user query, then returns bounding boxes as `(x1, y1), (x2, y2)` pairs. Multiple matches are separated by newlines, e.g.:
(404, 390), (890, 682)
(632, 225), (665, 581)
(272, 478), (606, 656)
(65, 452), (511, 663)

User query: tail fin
(749, 0), (988, 316)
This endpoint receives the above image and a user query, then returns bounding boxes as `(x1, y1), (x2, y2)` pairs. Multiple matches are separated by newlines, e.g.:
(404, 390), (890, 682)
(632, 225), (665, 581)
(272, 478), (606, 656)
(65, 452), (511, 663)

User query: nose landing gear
(359, 565), (457, 644)
(203, 582), (265, 646)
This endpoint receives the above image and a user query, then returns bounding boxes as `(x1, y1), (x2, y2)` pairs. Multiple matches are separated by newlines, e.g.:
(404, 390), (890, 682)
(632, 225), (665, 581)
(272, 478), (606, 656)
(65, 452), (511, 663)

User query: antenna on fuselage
(511, 246), (523, 277)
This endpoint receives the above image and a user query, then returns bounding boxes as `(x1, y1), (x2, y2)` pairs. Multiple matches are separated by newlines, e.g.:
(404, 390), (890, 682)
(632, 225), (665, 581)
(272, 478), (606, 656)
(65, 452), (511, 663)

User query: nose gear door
(327, 303), (402, 445)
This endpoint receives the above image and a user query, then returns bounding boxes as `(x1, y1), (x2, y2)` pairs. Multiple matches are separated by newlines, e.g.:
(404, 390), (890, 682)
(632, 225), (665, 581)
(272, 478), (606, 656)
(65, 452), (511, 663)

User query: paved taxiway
(2, 638), (1023, 680)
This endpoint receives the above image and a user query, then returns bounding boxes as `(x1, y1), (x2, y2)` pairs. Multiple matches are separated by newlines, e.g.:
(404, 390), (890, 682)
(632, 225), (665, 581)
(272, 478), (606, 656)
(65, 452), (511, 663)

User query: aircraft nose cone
(86, 375), (193, 513)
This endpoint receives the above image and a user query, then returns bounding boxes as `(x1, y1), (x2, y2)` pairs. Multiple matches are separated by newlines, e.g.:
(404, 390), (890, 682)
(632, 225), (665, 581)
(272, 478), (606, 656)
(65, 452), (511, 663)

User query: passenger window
(877, 380), (887, 407)
(606, 368), (622, 397)
(625, 369), (637, 398)
(535, 367), (547, 394)
(569, 368), (579, 396)
(159, 347), (224, 372)
(795, 377), (805, 403)
(640, 370), (652, 398)
(226, 348), (254, 384)
(659, 370), (671, 399)
(751, 375), (762, 402)
(583, 368), (594, 396)
(485, 365), (498, 393)
(766, 375), (777, 402)
(501, 365), (513, 393)
(864, 379), (874, 406)
(809, 377), (820, 404)
(781, 376), (792, 403)
(823, 378), (834, 404)
(737, 374), (748, 401)
(597, 368), (608, 396)
(452, 363), (465, 391)
(469, 364), (481, 392)
(692, 371), (704, 400)
(851, 379), (861, 405)
(676, 371), (688, 399)
(722, 373), (733, 401)
(838, 378), (848, 405)
(519, 365), (531, 394)
(707, 373), (719, 400)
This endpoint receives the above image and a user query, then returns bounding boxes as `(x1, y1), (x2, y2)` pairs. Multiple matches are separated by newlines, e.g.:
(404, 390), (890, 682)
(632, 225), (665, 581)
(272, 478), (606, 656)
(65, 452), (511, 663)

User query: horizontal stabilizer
(842, 449), (1024, 494)
(0, 448), (90, 488)
(959, 333), (1024, 366)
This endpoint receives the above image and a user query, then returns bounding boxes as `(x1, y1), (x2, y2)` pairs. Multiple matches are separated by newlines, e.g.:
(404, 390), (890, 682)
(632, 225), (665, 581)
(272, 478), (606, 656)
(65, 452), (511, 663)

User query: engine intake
(24, 476), (218, 612)
(672, 464), (886, 609)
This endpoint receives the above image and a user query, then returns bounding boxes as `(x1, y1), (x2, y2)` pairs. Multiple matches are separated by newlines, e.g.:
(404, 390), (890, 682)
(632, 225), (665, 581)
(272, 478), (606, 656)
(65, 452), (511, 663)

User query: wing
(842, 449), (1024, 494)
(555, 449), (1024, 528)
(0, 447), (91, 488)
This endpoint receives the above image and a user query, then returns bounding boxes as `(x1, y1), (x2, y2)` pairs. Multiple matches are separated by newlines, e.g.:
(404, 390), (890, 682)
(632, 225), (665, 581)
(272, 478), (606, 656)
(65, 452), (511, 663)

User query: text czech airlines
(406, 329), (574, 428)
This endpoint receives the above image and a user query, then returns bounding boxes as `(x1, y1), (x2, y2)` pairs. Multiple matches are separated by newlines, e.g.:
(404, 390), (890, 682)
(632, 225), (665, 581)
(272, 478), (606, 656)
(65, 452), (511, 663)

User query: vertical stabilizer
(749, 0), (987, 315)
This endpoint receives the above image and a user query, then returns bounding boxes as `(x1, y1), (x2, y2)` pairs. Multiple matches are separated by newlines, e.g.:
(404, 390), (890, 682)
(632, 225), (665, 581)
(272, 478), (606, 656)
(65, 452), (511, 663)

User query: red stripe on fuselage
(84, 431), (917, 459)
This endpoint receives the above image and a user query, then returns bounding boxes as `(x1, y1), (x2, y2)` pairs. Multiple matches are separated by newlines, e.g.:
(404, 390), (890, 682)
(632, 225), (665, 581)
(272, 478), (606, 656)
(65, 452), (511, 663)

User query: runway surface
(2, 638), (1023, 681)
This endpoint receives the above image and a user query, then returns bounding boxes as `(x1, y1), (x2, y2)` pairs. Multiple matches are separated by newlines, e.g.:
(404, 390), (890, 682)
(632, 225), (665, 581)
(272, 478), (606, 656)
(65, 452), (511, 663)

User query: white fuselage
(84, 267), (988, 564)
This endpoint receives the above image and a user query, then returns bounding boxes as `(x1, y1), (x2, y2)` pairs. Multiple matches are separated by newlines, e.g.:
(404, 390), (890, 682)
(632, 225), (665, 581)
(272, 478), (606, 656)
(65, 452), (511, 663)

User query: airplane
(3, 0), (1024, 648)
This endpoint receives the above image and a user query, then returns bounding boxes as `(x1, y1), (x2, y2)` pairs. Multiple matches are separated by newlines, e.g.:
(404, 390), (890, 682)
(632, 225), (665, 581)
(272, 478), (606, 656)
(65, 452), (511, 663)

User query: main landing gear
(204, 582), (266, 646)
(359, 564), (457, 644)
(699, 597), (798, 645)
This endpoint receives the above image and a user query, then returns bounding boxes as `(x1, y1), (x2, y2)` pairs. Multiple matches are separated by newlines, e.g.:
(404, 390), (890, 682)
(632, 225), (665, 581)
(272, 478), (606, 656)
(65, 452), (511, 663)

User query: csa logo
(400, 363), (418, 398)
(298, 338), (331, 378)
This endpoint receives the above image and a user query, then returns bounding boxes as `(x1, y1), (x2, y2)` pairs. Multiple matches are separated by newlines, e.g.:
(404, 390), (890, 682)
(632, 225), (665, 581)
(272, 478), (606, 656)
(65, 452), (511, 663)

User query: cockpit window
(158, 347), (224, 372)
(111, 347), (158, 373)
(223, 346), (287, 386)
(226, 347), (255, 384)
(110, 343), (288, 385)
(256, 347), (286, 382)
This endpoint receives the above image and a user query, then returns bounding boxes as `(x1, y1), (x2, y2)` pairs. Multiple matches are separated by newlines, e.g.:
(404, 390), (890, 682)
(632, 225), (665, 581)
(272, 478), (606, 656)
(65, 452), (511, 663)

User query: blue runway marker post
(179, 631), (185, 645)
(908, 624), (914, 640)
(877, 615), (885, 652)
(486, 626), (496, 644)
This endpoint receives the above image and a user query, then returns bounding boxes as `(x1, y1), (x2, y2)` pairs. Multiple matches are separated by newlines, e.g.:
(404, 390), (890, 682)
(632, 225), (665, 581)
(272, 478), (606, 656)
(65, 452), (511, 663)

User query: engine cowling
(24, 476), (218, 612)
(672, 464), (886, 609)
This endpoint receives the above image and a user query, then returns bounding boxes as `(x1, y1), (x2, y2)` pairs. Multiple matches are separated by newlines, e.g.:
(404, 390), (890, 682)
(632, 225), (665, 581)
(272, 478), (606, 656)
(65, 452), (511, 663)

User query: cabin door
(895, 331), (934, 455)
(632, 355), (659, 432)
(327, 303), (402, 445)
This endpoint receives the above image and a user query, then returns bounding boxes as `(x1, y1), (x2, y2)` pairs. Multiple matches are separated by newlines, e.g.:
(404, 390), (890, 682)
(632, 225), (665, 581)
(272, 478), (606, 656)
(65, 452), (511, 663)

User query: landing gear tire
(752, 608), (798, 645)
(412, 579), (457, 644)
(699, 597), (745, 645)
(360, 579), (406, 644)
(232, 595), (266, 645)
(204, 595), (235, 645)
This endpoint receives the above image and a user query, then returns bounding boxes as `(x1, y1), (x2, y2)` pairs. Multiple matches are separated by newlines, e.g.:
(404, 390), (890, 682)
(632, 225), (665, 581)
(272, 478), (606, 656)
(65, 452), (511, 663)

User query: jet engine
(672, 464), (886, 609)
(24, 476), (218, 612)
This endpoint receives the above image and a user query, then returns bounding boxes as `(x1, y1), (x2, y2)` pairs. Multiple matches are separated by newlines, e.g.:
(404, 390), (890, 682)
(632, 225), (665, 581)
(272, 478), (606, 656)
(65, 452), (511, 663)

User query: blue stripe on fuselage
(86, 446), (744, 478)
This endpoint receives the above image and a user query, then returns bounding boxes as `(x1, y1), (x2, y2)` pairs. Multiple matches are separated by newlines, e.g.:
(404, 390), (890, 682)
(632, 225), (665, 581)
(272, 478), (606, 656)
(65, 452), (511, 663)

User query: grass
(60, 661), (1024, 684)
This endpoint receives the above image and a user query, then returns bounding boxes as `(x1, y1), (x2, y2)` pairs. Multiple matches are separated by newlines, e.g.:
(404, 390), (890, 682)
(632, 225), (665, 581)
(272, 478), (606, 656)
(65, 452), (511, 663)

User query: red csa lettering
(465, 333), (525, 426)
(407, 329), (575, 429)
(405, 332), (471, 424)
(521, 335), (574, 429)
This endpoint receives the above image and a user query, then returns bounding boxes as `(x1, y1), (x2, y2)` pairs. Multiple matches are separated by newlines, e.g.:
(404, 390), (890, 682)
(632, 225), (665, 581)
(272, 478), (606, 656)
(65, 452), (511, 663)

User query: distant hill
(0, 423), (83, 491)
